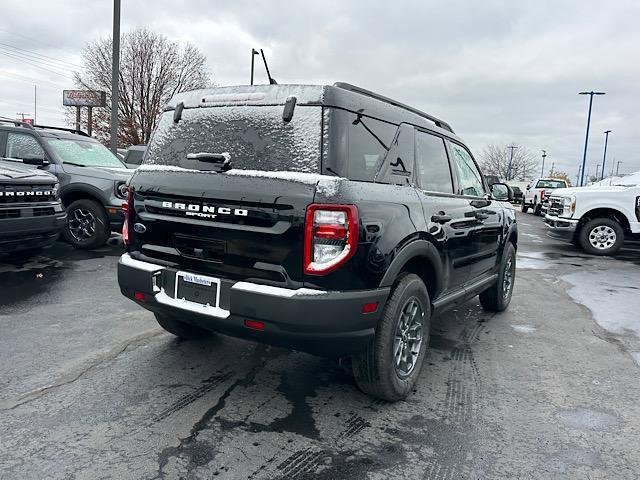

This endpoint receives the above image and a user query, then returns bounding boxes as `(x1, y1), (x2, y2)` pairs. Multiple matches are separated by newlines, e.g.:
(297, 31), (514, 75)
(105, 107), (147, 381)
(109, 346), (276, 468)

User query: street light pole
(616, 161), (622, 176)
(578, 91), (605, 187)
(506, 145), (518, 181)
(601, 130), (611, 181)
(541, 150), (547, 177)
(110, 0), (121, 154)
(595, 163), (600, 180)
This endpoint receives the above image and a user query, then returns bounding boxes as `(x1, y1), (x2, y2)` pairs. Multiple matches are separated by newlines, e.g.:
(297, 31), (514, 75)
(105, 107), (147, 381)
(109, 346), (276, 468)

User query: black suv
(0, 158), (65, 253)
(117, 83), (517, 400)
(0, 120), (131, 249)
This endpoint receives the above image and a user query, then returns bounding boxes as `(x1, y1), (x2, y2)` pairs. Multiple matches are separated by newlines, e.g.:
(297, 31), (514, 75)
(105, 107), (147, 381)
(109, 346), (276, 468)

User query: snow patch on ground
(562, 270), (640, 337)
(511, 324), (537, 333)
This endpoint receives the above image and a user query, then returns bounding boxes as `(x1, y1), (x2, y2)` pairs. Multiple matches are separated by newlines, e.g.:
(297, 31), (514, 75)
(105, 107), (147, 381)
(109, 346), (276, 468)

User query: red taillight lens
(244, 319), (265, 331)
(540, 189), (546, 200)
(122, 187), (133, 245)
(133, 291), (146, 301)
(304, 204), (358, 275)
(362, 302), (379, 314)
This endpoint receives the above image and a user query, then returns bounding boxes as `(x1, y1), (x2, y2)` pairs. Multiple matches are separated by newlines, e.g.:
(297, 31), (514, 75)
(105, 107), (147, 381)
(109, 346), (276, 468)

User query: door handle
(431, 213), (452, 224)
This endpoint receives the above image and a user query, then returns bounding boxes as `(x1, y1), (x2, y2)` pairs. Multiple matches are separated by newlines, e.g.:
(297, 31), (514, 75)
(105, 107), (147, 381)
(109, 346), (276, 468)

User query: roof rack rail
(33, 125), (89, 137)
(333, 82), (454, 133)
(0, 118), (35, 129)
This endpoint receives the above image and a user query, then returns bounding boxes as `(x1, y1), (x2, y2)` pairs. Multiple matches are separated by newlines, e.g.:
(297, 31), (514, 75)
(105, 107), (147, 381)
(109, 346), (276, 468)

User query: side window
(345, 111), (397, 182)
(450, 142), (485, 197)
(415, 131), (453, 193)
(6, 133), (45, 161)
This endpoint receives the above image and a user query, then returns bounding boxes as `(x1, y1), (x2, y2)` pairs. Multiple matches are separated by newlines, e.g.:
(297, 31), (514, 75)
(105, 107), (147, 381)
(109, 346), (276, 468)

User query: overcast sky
(1, 0), (638, 180)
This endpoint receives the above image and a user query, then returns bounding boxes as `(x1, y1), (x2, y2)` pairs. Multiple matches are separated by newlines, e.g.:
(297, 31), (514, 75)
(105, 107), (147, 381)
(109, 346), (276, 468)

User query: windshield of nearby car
(45, 138), (125, 168)
(535, 179), (566, 188)
(125, 148), (145, 165)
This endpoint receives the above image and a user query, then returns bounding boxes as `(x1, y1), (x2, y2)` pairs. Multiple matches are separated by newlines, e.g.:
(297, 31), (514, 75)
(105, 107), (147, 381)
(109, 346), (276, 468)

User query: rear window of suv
(144, 105), (323, 173)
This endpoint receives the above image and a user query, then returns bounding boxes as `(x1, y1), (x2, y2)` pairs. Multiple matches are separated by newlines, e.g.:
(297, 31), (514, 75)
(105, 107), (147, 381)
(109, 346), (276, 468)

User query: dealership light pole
(540, 150), (547, 177)
(110, 0), (121, 154)
(616, 160), (622, 176)
(506, 145), (518, 181)
(601, 130), (611, 181)
(578, 91), (605, 187)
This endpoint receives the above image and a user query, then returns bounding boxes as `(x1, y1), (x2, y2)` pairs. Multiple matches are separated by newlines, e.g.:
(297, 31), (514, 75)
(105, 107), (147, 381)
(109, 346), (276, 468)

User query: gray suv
(0, 120), (132, 249)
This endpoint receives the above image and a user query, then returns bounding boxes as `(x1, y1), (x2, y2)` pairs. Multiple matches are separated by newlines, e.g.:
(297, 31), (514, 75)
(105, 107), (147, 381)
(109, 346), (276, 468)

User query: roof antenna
(260, 49), (278, 85)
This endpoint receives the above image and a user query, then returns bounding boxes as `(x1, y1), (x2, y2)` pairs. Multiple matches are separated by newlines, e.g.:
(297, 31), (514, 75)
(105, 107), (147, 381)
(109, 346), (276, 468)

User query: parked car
(0, 157), (66, 254)
(0, 120), (132, 249)
(509, 185), (523, 204)
(522, 177), (568, 215)
(123, 145), (147, 169)
(544, 185), (640, 255)
(117, 83), (517, 401)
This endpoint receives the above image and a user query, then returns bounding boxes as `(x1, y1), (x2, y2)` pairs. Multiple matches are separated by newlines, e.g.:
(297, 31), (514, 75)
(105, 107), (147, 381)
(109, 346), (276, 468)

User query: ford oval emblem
(133, 223), (147, 234)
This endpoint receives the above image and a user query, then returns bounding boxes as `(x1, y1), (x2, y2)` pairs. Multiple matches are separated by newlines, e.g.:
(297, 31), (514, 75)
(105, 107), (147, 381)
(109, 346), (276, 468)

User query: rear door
(448, 141), (503, 280)
(413, 129), (478, 292)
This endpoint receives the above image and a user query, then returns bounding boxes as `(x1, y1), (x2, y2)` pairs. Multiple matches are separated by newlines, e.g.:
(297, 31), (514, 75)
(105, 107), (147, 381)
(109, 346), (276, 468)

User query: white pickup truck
(522, 178), (569, 215)
(544, 185), (640, 255)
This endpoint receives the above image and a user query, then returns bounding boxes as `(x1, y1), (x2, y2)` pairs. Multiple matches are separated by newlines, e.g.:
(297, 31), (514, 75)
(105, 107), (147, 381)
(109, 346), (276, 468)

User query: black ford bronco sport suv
(0, 158), (65, 254)
(118, 83), (517, 401)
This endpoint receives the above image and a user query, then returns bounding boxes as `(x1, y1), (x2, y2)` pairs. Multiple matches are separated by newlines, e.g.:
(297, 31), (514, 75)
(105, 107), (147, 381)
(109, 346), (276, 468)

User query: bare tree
(72, 28), (211, 147)
(479, 144), (539, 181)
(549, 170), (572, 187)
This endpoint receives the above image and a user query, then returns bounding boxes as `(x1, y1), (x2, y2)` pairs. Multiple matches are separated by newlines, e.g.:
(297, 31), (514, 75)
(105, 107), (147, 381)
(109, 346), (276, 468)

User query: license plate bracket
(175, 271), (220, 307)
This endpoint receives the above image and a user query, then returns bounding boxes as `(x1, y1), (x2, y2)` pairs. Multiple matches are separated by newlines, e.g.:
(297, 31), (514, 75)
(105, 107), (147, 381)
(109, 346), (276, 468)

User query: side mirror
(22, 155), (49, 167)
(491, 182), (512, 202)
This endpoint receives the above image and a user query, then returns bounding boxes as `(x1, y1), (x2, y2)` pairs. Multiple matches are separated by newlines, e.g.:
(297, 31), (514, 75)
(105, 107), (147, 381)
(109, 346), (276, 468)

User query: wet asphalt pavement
(1, 209), (640, 479)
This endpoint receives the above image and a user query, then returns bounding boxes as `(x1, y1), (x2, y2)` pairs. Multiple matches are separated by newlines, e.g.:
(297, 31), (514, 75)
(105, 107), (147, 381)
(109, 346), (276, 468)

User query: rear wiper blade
(62, 161), (86, 167)
(186, 152), (232, 171)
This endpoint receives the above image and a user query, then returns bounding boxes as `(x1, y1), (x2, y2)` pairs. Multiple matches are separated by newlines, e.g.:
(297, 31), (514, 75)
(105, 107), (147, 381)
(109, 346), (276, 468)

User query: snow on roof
(591, 170), (640, 187)
(166, 85), (325, 109)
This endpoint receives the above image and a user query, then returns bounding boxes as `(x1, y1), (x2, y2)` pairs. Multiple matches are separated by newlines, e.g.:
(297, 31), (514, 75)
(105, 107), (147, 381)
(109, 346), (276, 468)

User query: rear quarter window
(324, 109), (397, 182)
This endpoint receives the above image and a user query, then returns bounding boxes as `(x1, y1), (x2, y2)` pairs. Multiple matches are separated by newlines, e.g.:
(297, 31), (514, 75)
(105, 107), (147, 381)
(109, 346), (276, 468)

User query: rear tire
(533, 197), (542, 216)
(479, 242), (516, 312)
(352, 273), (431, 401)
(521, 201), (529, 213)
(63, 199), (110, 249)
(155, 313), (213, 340)
(579, 218), (624, 256)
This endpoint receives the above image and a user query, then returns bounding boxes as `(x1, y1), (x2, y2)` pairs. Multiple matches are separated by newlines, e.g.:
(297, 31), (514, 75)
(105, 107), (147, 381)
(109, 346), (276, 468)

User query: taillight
(540, 189), (546, 200)
(304, 204), (358, 275)
(122, 187), (133, 245)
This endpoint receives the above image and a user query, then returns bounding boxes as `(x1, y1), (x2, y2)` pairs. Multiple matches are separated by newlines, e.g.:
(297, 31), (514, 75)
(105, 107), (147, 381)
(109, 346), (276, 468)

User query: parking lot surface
(1, 209), (639, 479)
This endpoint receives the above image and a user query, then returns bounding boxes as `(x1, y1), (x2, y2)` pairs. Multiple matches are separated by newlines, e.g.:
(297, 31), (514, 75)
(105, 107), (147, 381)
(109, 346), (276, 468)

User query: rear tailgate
(127, 167), (338, 285)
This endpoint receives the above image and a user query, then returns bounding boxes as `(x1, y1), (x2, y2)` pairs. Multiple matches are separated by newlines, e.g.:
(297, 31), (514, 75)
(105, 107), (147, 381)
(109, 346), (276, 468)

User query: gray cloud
(1, 0), (638, 178)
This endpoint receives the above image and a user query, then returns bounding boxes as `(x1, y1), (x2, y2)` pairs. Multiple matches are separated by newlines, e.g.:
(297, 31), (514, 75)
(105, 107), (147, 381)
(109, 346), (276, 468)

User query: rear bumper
(117, 253), (390, 356)
(544, 214), (578, 241)
(0, 205), (66, 252)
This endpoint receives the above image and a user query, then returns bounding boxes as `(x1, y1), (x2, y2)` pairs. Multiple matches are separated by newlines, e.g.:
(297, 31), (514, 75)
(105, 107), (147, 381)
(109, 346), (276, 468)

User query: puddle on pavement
(562, 270), (640, 337)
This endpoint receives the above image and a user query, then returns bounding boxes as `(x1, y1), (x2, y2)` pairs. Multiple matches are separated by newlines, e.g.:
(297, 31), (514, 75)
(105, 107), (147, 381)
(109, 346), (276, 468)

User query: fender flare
(59, 184), (109, 206)
(379, 239), (444, 296)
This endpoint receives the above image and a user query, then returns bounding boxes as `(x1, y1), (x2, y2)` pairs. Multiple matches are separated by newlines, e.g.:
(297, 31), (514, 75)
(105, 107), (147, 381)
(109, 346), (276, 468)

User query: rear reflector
(362, 302), (379, 314)
(244, 319), (265, 331)
(133, 291), (146, 301)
